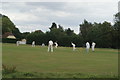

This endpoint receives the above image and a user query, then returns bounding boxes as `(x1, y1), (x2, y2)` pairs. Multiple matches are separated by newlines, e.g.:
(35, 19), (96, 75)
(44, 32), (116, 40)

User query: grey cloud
(25, 2), (66, 11)
(1, 2), (118, 34)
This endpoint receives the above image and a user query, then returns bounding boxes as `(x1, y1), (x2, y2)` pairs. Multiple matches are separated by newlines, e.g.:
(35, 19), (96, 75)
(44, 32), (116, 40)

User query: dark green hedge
(2, 38), (17, 43)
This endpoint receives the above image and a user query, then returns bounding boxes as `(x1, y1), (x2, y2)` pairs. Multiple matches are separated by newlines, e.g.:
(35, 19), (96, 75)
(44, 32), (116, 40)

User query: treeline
(26, 20), (119, 48)
(1, 13), (120, 48)
(26, 24), (83, 47)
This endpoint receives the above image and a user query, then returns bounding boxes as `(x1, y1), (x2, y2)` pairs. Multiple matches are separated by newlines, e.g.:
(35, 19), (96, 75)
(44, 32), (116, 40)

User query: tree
(79, 20), (93, 42)
(113, 12), (120, 48)
(58, 24), (64, 32)
(22, 32), (30, 39)
(79, 20), (115, 48)
(49, 22), (57, 30)
(26, 31), (45, 45)
(65, 28), (75, 36)
(2, 15), (15, 34)
(0, 14), (2, 36)
(12, 28), (22, 39)
(114, 12), (120, 22)
(2, 14), (22, 39)
(95, 21), (113, 48)
(114, 12), (120, 30)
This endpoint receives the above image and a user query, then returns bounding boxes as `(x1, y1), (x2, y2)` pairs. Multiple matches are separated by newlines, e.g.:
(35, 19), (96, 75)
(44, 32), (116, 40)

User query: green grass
(2, 43), (118, 78)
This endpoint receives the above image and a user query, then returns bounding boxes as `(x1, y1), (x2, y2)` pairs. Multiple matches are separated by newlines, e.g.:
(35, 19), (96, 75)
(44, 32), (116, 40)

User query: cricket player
(16, 41), (19, 46)
(54, 42), (58, 48)
(42, 43), (45, 47)
(92, 42), (96, 52)
(32, 41), (35, 47)
(71, 42), (76, 51)
(48, 40), (53, 52)
(86, 42), (90, 53)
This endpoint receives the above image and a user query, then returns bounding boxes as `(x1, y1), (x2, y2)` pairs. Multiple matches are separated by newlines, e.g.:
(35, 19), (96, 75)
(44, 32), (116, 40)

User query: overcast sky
(1, 0), (119, 34)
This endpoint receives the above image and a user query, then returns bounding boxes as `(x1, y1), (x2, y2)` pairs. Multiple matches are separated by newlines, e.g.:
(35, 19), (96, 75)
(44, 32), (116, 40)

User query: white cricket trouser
(48, 45), (53, 52)
(86, 47), (89, 53)
(73, 46), (76, 51)
(55, 45), (57, 48)
(17, 42), (19, 46)
(92, 46), (95, 51)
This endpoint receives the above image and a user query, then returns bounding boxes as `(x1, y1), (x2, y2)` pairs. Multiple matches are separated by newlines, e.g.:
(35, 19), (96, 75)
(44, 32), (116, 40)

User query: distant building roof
(7, 35), (16, 39)
(35, 30), (43, 33)
(21, 39), (26, 42)
(2, 32), (16, 39)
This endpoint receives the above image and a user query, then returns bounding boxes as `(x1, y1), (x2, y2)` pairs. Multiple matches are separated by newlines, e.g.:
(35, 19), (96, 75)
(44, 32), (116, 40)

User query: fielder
(16, 41), (19, 46)
(32, 41), (35, 47)
(71, 42), (76, 51)
(86, 42), (90, 53)
(54, 42), (58, 48)
(48, 40), (53, 52)
(42, 43), (45, 47)
(92, 42), (96, 52)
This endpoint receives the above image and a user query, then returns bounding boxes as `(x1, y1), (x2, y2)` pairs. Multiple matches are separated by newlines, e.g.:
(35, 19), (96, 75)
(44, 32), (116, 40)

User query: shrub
(2, 38), (17, 43)
(2, 64), (17, 74)
(23, 72), (34, 77)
